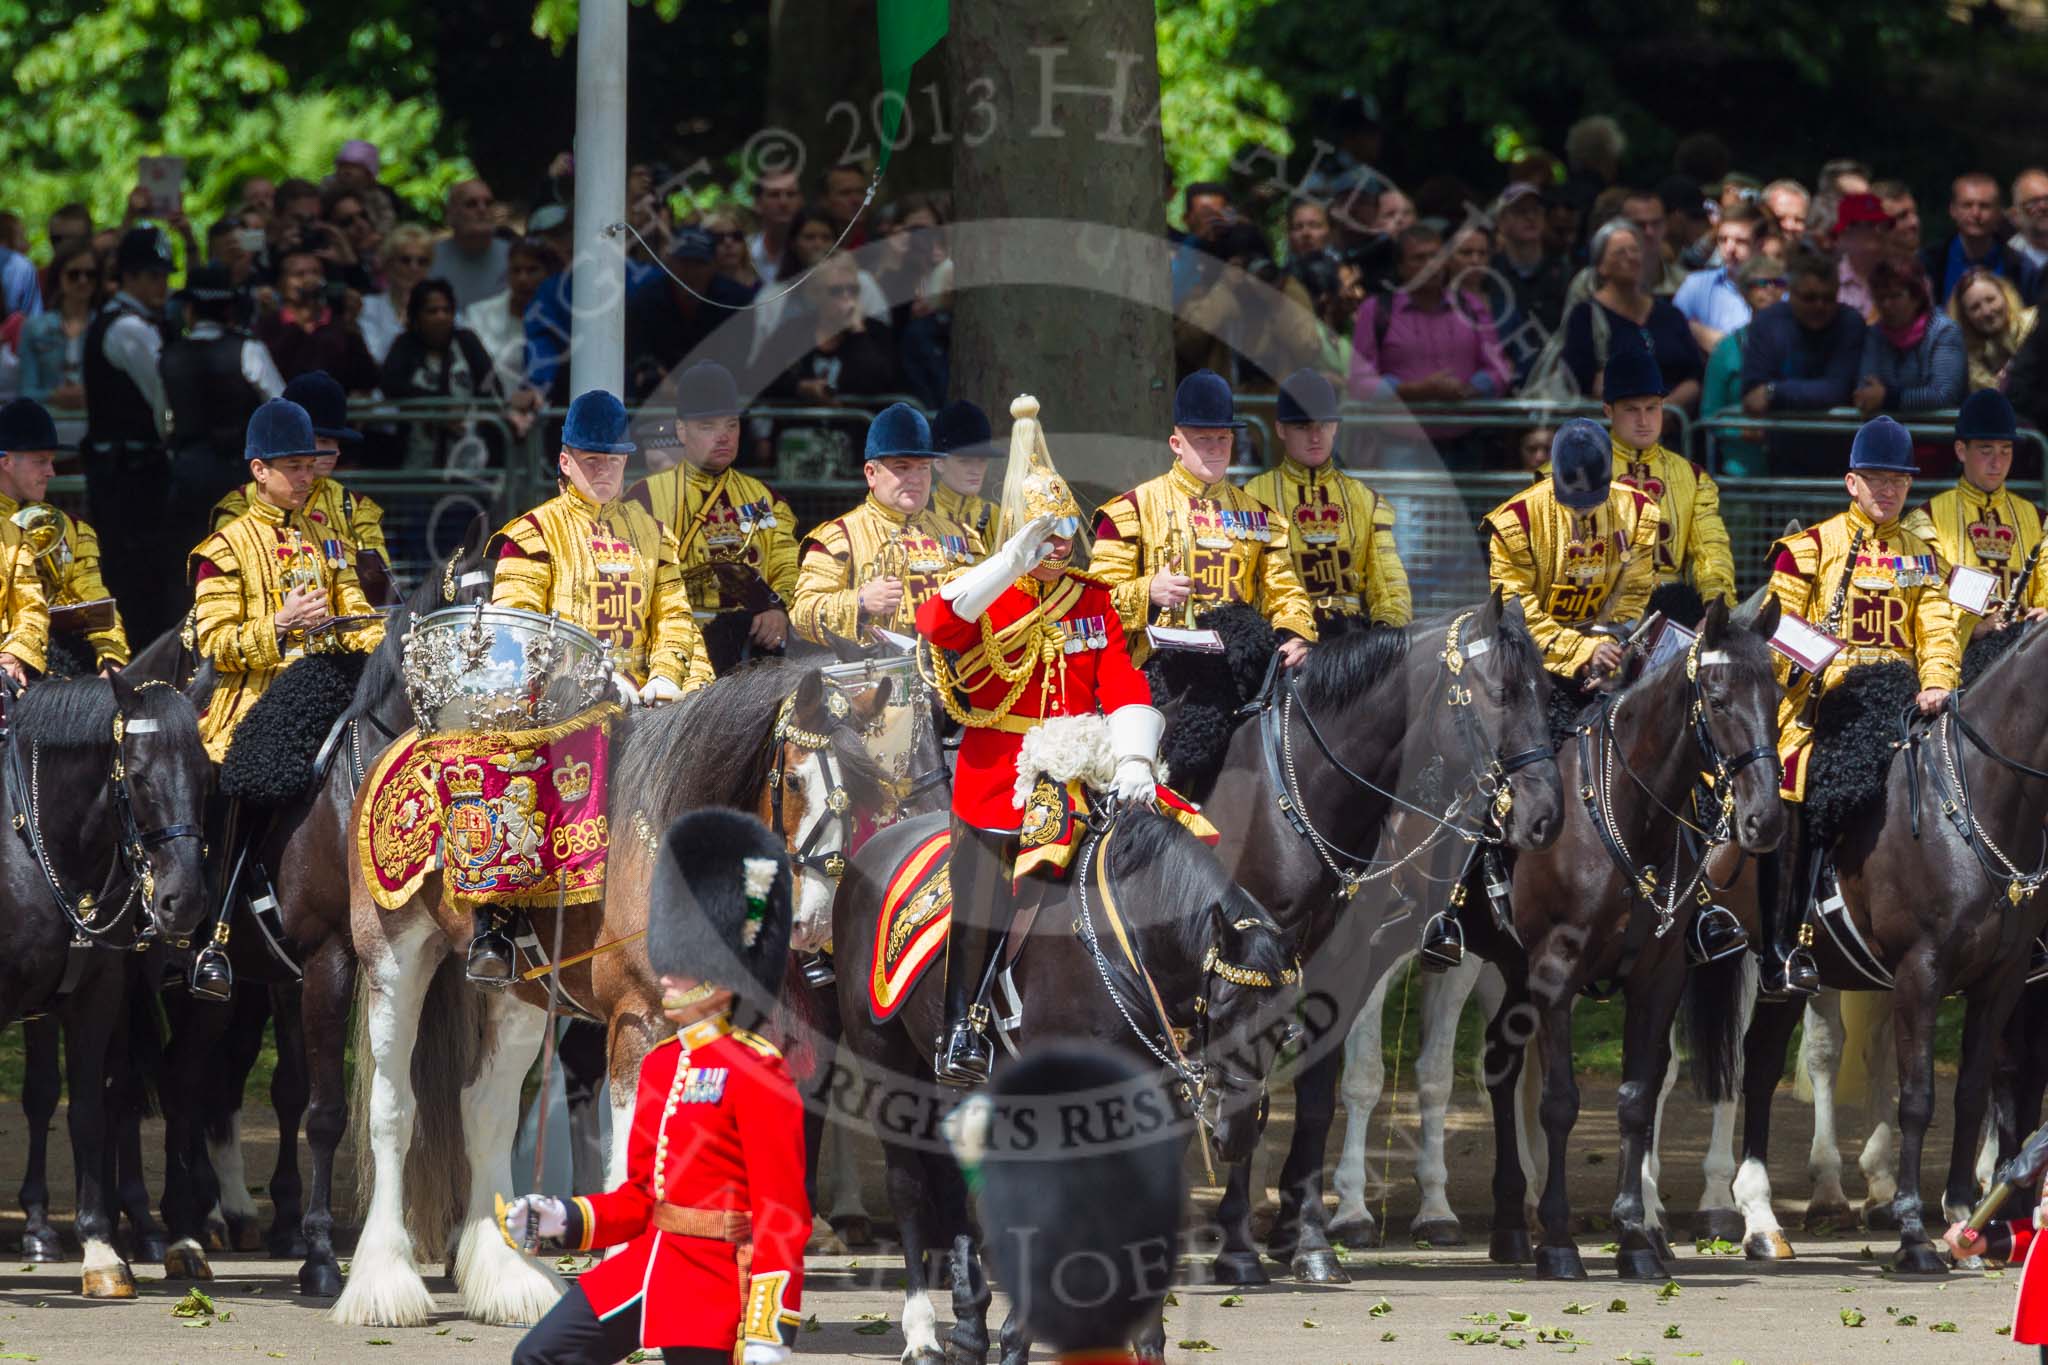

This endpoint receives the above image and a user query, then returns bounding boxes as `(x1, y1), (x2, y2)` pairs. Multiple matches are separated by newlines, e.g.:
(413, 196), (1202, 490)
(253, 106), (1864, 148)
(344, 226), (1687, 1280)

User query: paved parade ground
(0, 1076), (2027, 1364)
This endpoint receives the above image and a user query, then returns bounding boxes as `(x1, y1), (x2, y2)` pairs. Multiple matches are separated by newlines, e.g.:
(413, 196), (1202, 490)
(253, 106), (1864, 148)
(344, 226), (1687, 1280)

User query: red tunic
(1994, 1220), (2048, 1345)
(563, 1017), (808, 1352)
(917, 571), (1152, 829)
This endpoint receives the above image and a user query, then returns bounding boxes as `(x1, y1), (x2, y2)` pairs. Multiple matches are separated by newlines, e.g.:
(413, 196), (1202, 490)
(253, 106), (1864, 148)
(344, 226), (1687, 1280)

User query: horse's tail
(124, 958), (165, 1119)
(347, 954), (488, 1265)
(1680, 945), (1747, 1104)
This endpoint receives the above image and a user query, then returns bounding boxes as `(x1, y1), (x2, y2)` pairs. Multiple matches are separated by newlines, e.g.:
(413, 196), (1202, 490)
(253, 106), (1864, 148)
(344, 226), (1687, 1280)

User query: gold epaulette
(732, 1028), (784, 1060)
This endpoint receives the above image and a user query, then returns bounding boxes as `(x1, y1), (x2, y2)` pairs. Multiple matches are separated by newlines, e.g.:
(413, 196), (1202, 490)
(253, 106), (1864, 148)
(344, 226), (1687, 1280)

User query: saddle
(868, 819), (1041, 1037)
(219, 652), (371, 808)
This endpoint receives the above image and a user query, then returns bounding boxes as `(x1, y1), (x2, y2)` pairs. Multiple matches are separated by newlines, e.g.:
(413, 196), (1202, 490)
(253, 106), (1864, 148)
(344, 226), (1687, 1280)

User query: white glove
(611, 670), (644, 707)
(1111, 757), (1158, 805)
(500, 1194), (568, 1245)
(1106, 704), (1165, 805)
(638, 676), (684, 706)
(939, 513), (1057, 621)
(742, 1345), (791, 1365)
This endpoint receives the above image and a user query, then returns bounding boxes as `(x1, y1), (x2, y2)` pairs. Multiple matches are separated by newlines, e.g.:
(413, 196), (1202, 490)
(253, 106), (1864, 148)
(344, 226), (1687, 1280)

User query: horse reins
(1921, 689), (2048, 909)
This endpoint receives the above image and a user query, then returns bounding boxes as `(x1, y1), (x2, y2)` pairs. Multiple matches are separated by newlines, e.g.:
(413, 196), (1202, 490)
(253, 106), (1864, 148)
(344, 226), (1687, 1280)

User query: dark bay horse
(1730, 619), (2048, 1272)
(1203, 590), (1564, 1284)
(833, 806), (1302, 1365)
(0, 676), (211, 1296)
(1471, 596), (1785, 1280)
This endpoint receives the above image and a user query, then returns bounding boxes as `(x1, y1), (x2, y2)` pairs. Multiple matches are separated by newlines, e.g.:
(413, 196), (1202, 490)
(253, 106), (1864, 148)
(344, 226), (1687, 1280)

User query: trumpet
(1164, 511), (1198, 629)
(9, 504), (62, 560)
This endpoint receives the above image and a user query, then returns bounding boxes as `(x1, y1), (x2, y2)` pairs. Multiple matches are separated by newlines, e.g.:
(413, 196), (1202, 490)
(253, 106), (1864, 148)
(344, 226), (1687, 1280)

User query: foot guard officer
(502, 809), (807, 1365)
(948, 1042), (1190, 1363)
(1764, 415), (1957, 997)
(480, 389), (716, 981)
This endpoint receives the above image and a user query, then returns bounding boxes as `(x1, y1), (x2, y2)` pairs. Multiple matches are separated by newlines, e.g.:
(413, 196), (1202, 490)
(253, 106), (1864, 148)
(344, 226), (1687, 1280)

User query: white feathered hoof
(1744, 1229), (1795, 1261)
(330, 1236), (436, 1327)
(1411, 1217), (1468, 1247)
(454, 1217), (564, 1327)
(164, 1237), (213, 1280)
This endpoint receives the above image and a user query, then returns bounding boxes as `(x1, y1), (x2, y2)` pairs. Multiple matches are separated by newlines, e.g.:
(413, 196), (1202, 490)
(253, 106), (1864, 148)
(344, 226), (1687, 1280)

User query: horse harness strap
(509, 916), (606, 1025)
(1924, 700), (2048, 913)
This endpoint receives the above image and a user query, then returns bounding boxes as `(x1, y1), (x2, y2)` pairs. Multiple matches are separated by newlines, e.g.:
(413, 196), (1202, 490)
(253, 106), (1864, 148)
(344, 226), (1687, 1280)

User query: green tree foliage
(0, 0), (471, 247)
(1156, 0), (1293, 195)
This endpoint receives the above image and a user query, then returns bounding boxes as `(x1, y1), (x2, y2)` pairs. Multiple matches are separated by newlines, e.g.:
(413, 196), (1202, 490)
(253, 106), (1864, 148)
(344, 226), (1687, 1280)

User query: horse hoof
(298, 1260), (344, 1299)
(1891, 1244), (1949, 1277)
(1648, 1229), (1676, 1266)
(1411, 1218), (1468, 1248)
(1327, 1216), (1380, 1249)
(228, 1216), (264, 1253)
(1744, 1231), (1795, 1261)
(1804, 1201), (1853, 1235)
(269, 1229), (312, 1260)
(19, 1229), (64, 1263)
(905, 1349), (945, 1365)
(82, 1263), (137, 1299)
(164, 1242), (213, 1280)
(944, 1342), (987, 1365)
(1208, 1250), (1271, 1286)
(1862, 1202), (1901, 1232)
(1292, 1250), (1349, 1284)
(1489, 1228), (1533, 1265)
(1615, 1247), (1665, 1281)
(1692, 1209), (1744, 1244)
(203, 1220), (228, 1252)
(833, 1217), (876, 1250)
(1535, 1244), (1587, 1280)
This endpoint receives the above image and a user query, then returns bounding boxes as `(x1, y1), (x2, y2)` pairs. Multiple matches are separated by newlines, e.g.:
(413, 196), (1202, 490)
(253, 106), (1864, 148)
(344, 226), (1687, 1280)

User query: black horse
(1733, 618), (2048, 1272)
(833, 807), (1301, 1365)
(1202, 590), (1565, 1284)
(1471, 596), (1785, 1280)
(0, 676), (211, 1297)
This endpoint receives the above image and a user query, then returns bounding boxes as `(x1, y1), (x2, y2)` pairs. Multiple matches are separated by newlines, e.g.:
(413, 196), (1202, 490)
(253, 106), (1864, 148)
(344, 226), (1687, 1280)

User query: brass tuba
(9, 504), (62, 560)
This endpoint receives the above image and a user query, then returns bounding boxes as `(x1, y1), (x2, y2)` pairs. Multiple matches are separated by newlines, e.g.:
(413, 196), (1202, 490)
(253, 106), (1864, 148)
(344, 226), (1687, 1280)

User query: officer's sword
(529, 879), (570, 1191)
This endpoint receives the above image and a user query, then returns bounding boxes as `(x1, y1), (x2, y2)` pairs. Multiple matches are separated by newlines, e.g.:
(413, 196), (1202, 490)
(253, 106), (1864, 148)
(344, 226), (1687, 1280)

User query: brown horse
(333, 660), (894, 1327)
(1469, 596), (1786, 1280)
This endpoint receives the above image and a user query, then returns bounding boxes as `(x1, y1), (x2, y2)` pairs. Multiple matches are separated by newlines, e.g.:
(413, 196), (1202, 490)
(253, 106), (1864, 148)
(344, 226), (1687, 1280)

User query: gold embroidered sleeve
(321, 556), (385, 655)
(1087, 496), (1152, 634)
(761, 495), (801, 603)
(648, 528), (715, 692)
(1362, 487), (1412, 627)
(1686, 469), (1737, 606)
(65, 519), (130, 666)
(1914, 582), (1962, 690)
(0, 540), (48, 674)
(1765, 534), (1821, 690)
(1608, 497), (1662, 630)
(191, 540), (282, 675)
(1487, 505), (1593, 676)
(210, 487), (250, 534)
(1255, 514), (1320, 641)
(791, 524), (860, 645)
(487, 521), (554, 616)
(347, 490), (390, 561)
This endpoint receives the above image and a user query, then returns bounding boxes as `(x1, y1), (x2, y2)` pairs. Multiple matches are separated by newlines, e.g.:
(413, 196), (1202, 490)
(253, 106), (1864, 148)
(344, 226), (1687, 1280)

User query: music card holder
(1768, 609), (1844, 675)
(48, 597), (116, 634)
(1146, 624), (1225, 654)
(1645, 618), (1697, 674)
(869, 626), (918, 654)
(1947, 564), (2001, 618)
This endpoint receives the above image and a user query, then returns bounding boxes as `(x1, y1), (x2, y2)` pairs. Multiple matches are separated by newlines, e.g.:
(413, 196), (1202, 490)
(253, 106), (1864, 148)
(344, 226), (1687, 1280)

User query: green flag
(877, 0), (949, 172)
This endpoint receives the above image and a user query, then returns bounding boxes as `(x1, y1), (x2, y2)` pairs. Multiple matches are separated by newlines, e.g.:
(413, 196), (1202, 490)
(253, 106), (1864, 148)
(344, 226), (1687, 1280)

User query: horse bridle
(7, 686), (206, 952)
(766, 692), (861, 905)
(1271, 610), (1556, 897)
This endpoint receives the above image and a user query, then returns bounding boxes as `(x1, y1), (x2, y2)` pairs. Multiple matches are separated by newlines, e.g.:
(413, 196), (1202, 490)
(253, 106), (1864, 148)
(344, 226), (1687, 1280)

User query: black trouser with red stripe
(511, 1285), (725, 1365)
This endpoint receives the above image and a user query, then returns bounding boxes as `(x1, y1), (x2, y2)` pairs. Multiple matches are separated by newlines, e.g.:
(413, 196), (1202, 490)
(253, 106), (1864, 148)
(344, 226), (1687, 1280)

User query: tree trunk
(948, 0), (1173, 512)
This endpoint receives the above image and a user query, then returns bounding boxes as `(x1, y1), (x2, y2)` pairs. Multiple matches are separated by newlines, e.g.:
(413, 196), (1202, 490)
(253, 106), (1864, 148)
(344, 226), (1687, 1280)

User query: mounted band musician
(473, 388), (716, 981)
(929, 399), (1003, 549)
(0, 398), (120, 677)
(1596, 348), (1737, 613)
(1902, 388), (2048, 647)
(915, 395), (1201, 1087)
(626, 361), (799, 674)
(1763, 414), (1959, 997)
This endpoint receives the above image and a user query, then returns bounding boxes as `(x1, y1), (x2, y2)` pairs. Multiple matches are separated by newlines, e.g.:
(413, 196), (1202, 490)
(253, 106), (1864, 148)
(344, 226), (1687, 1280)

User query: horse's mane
(348, 555), (451, 723)
(1963, 618), (2036, 689)
(1105, 811), (1294, 982)
(616, 659), (892, 821)
(1294, 603), (1539, 715)
(16, 677), (121, 749)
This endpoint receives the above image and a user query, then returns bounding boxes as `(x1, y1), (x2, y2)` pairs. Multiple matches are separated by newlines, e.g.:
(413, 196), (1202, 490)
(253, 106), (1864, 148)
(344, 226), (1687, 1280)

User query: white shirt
(358, 293), (404, 366)
(459, 290), (531, 394)
(748, 232), (780, 285)
(2010, 231), (2048, 272)
(101, 292), (169, 439)
(185, 321), (286, 399)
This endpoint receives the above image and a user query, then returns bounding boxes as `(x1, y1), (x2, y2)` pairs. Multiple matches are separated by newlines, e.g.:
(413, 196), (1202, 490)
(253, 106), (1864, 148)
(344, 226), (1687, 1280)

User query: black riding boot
(936, 821), (1011, 1087)
(1759, 809), (1821, 999)
(466, 909), (516, 987)
(190, 796), (244, 1003)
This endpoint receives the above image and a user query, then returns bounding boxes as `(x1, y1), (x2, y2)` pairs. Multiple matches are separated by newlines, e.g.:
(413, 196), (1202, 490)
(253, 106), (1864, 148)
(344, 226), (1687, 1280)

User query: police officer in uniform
(82, 226), (182, 643)
(929, 399), (1002, 549)
(627, 362), (798, 674)
(501, 809), (807, 1365)
(480, 389), (715, 982)
(164, 261), (284, 559)
(1764, 416), (1957, 997)
(1903, 389), (2048, 646)
(948, 1043), (1190, 1364)
(0, 398), (128, 675)
(1484, 418), (1661, 681)
(1091, 368), (1319, 667)
(791, 402), (982, 647)
(213, 371), (396, 605)
(1242, 368), (1411, 633)
(1596, 348), (1736, 608)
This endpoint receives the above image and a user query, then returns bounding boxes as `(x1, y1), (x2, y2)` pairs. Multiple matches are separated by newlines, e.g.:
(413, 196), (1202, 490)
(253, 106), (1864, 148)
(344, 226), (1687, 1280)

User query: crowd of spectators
(6, 114), (2048, 490)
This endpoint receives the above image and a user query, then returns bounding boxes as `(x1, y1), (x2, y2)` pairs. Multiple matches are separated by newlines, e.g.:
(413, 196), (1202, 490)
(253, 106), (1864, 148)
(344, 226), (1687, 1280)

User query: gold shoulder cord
(926, 601), (1065, 728)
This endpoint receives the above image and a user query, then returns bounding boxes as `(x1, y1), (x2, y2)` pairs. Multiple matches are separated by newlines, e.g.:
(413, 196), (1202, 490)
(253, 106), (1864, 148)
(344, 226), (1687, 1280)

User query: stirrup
(1761, 946), (1820, 1000)
(1688, 904), (1748, 965)
(934, 1009), (994, 1087)
(465, 931), (516, 988)
(1418, 911), (1464, 973)
(188, 944), (234, 1004)
(800, 951), (837, 989)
